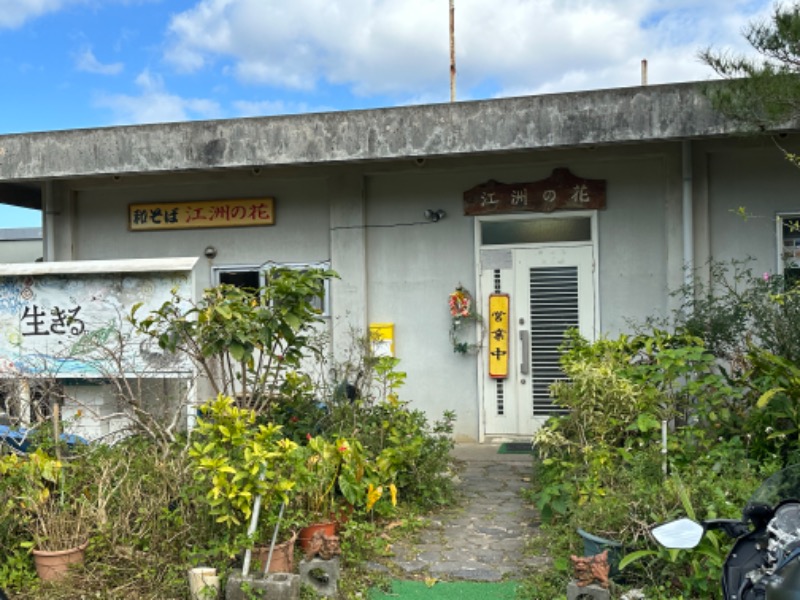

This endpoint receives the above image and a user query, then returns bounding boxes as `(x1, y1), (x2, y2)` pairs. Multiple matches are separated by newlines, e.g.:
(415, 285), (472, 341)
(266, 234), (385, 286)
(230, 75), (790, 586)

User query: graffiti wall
(0, 269), (193, 378)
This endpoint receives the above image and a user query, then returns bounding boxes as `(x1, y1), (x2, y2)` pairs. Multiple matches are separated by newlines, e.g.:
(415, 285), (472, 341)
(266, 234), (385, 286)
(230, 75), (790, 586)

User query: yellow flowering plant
(297, 435), (398, 519)
(298, 435), (348, 519)
(339, 440), (398, 515)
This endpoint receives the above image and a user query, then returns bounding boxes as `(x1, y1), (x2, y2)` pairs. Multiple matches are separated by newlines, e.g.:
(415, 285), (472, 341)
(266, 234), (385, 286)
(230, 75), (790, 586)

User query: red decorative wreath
(448, 288), (472, 318)
(448, 287), (483, 354)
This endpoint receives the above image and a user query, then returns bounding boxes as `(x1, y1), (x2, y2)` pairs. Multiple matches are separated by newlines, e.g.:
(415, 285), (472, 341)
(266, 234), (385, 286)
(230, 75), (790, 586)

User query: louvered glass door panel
(528, 266), (578, 415)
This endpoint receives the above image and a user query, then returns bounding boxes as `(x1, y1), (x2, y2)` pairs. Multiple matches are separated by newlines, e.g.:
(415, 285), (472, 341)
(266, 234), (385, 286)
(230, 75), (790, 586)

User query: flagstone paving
(382, 443), (547, 583)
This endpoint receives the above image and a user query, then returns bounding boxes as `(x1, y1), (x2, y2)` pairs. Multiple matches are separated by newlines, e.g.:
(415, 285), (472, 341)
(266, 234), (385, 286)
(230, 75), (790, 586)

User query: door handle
(519, 330), (529, 375)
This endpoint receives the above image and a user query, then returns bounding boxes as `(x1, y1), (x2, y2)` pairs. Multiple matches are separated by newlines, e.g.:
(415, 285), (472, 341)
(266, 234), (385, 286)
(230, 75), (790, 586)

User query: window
(212, 262), (331, 316)
(481, 216), (592, 245)
(216, 267), (262, 290)
(778, 213), (800, 286)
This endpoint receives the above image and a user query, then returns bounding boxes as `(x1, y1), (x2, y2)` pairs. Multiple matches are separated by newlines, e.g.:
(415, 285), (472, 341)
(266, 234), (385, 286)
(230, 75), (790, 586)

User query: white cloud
(164, 0), (451, 93)
(94, 69), (222, 125)
(164, 0), (775, 103)
(0, 0), (75, 28)
(75, 48), (124, 75)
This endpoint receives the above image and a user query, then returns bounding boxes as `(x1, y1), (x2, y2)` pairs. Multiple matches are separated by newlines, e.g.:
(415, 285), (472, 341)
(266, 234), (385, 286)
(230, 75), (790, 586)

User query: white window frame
(213, 264), (265, 288)
(212, 261), (331, 317)
(777, 212), (800, 278)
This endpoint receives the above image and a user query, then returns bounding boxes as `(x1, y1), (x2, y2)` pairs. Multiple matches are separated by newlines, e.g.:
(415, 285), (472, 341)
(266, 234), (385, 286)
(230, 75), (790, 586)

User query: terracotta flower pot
(298, 521), (337, 552)
(252, 532), (298, 573)
(32, 540), (89, 581)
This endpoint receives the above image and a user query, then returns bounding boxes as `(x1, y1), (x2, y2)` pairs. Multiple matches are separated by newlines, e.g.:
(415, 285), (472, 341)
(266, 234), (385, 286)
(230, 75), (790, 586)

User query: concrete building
(0, 81), (798, 442)
(0, 228), (42, 263)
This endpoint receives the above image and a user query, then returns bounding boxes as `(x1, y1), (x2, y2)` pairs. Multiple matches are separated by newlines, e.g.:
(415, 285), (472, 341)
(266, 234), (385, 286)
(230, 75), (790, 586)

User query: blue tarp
(0, 424), (87, 453)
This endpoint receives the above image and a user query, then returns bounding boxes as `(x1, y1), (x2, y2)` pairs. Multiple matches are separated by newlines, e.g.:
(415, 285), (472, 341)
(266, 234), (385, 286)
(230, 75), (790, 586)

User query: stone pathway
(385, 443), (544, 582)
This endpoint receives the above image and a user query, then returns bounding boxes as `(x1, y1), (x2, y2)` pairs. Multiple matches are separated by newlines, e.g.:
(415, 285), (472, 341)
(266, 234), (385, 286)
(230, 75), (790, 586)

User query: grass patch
(370, 579), (517, 599)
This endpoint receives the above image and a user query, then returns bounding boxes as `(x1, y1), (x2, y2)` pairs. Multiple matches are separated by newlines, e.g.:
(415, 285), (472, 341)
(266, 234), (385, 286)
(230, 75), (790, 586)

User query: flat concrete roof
(0, 228), (41, 241)
(0, 81), (747, 183)
(0, 257), (198, 276)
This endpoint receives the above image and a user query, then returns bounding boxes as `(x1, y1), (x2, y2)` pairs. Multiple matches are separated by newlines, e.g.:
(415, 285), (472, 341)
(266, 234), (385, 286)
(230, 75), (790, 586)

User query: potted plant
(251, 503), (304, 574)
(29, 495), (91, 581)
(14, 449), (92, 581)
(295, 435), (399, 547)
(295, 435), (353, 550)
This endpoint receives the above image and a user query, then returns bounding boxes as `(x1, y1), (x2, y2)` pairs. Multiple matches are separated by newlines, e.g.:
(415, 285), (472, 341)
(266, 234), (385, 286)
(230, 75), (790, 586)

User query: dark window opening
(218, 270), (261, 290)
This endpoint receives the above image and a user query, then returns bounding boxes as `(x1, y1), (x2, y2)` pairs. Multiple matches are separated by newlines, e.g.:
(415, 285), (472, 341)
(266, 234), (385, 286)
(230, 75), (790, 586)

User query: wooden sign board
(463, 168), (605, 216)
(129, 198), (275, 231)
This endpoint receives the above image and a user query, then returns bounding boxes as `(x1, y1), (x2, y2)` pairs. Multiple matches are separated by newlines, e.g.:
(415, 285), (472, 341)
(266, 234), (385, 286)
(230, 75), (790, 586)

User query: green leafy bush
(1, 276), (457, 598)
(524, 262), (800, 598)
(133, 266), (336, 417)
(655, 259), (800, 367)
(320, 347), (457, 512)
(527, 329), (770, 599)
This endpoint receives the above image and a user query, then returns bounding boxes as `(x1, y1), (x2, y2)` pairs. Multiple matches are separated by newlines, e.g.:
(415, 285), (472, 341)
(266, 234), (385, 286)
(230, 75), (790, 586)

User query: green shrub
(325, 385), (457, 512)
(133, 266), (336, 417)
(654, 259), (800, 366)
(527, 328), (774, 598)
(308, 333), (458, 513)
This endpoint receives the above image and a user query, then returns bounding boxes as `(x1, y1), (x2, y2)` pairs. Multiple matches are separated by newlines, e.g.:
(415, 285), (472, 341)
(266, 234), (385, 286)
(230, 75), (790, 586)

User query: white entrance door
(480, 245), (595, 437)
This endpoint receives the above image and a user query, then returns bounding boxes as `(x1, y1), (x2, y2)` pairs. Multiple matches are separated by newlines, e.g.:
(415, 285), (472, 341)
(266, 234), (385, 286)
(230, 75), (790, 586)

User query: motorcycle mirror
(652, 518), (704, 549)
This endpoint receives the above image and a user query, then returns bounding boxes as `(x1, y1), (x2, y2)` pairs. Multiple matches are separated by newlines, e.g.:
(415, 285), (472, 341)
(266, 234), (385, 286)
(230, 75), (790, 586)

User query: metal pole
(262, 501), (286, 577)
(241, 492), (263, 577)
(241, 469), (267, 577)
(682, 140), (695, 296)
(450, 0), (456, 102)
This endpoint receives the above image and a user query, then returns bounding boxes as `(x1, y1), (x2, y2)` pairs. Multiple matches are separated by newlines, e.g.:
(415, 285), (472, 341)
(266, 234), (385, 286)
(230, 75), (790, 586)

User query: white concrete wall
(34, 138), (800, 442)
(71, 174), (331, 291)
(57, 174), (335, 437)
(703, 140), (800, 275)
(595, 151), (679, 334)
(360, 146), (681, 439)
(365, 167), (479, 440)
(0, 239), (41, 263)
(62, 379), (190, 441)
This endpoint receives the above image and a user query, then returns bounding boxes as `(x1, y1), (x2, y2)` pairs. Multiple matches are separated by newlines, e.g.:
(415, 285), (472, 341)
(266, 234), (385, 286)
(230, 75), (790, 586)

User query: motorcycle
(653, 464), (800, 599)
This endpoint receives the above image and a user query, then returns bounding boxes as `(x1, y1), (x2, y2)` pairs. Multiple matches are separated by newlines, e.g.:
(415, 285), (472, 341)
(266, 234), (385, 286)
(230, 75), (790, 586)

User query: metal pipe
(241, 492), (263, 577)
(450, 0), (456, 102)
(262, 501), (286, 577)
(682, 140), (695, 296)
(241, 469), (268, 577)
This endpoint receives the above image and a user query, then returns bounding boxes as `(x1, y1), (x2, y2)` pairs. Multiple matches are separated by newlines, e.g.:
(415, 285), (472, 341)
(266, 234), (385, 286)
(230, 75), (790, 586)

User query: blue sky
(0, 0), (775, 228)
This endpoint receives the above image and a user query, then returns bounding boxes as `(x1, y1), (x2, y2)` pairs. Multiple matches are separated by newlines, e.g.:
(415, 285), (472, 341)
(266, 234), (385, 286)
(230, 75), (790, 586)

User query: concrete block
(298, 557), (340, 597)
(224, 569), (299, 600)
(566, 580), (610, 600)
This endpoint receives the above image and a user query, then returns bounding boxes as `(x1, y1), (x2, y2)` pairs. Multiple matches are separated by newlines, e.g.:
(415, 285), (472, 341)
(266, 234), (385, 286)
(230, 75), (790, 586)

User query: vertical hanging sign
(488, 294), (510, 379)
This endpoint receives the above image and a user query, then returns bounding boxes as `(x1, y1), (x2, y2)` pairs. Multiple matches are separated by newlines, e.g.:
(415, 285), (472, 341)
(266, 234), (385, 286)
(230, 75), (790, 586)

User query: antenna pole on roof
(450, 0), (456, 102)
